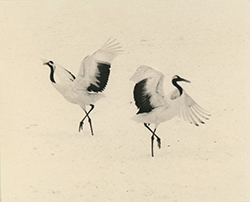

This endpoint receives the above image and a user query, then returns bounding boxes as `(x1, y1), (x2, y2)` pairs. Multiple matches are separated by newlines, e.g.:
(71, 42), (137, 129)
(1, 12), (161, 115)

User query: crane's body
(52, 81), (103, 106)
(43, 39), (122, 134)
(131, 65), (210, 156)
(50, 63), (105, 107)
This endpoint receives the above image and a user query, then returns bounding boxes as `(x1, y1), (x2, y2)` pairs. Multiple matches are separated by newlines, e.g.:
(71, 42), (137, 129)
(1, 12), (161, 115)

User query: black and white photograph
(1, 1), (250, 201)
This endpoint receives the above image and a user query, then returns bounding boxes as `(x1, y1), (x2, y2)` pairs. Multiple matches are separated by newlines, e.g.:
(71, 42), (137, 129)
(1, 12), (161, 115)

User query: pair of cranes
(42, 39), (210, 157)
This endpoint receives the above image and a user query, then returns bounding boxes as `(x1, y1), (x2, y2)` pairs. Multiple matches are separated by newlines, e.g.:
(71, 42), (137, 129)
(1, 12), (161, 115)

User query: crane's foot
(79, 121), (84, 132)
(156, 137), (161, 149)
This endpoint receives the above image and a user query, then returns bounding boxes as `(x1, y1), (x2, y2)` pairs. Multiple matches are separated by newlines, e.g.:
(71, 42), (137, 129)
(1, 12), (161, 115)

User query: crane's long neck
(48, 64), (56, 83)
(172, 79), (183, 95)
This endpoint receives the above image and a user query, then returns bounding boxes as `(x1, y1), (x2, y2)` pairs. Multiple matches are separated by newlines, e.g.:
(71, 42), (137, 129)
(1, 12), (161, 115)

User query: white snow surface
(1, 1), (250, 202)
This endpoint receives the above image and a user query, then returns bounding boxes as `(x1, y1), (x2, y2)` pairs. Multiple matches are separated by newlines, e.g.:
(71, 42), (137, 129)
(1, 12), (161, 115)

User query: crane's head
(172, 75), (190, 83)
(41, 59), (57, 83)
(42, 59), (55, 68)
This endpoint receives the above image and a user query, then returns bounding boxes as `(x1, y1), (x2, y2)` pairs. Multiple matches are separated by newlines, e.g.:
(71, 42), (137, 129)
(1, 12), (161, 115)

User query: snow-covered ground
(1, 1), (250, 201)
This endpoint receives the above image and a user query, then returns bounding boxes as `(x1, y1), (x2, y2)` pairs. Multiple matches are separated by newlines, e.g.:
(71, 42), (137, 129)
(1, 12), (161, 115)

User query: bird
(42, 38), (122, 135)
(130, 65), (210, 157)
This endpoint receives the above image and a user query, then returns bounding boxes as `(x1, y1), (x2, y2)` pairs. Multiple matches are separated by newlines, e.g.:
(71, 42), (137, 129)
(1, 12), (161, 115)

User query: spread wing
(87, 62), (110, 92)
(75, 39), (122, 92)
(178, 91), (210, 126)
(131, 66), (166, 114)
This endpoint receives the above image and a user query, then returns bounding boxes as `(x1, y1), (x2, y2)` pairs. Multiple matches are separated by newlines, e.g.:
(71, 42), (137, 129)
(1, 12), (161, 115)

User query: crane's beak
(180, 77), (191, 83)
(41, 59), (49, 65)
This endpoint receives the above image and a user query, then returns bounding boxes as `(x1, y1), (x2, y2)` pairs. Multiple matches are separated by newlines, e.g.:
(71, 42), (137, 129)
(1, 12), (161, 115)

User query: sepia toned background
(1, 0), (250, 201)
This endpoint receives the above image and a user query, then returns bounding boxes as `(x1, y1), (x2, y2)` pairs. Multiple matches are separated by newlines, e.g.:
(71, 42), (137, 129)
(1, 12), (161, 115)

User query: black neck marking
(48, 64), (56, 83)
(172, 79), (183, 95)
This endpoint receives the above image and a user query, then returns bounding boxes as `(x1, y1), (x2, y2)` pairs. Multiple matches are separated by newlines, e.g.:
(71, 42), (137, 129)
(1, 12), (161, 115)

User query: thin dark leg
(79, 104), (95, 134)
(144, 123), (161, 157)
(151, 133), (154, 157)
(144, 123), (161, 149)
(154, 128), (160, 149)
(86, 109), (94, 136)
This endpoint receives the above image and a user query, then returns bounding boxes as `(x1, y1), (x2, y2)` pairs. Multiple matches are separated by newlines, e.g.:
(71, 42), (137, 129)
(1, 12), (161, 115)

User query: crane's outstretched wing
(75, 39), (122, 92)
(178, 91), (210, 126)
(86, 62), (110, 92)
(131, 66), (166, 114)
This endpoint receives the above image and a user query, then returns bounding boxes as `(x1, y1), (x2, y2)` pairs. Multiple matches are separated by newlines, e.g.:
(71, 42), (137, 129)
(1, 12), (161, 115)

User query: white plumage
(131, 65), (210, 157)
(43, 39), (122, 134)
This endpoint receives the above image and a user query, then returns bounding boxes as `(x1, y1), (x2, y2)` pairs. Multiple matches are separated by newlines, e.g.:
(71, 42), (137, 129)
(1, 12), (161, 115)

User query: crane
(43, 39), (122, 135)
(130, 65), (210, 156)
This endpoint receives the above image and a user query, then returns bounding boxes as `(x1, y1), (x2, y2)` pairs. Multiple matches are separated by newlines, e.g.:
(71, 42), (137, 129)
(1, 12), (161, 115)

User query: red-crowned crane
(43, 39), (122, 135)
(130, 65), (210, 157)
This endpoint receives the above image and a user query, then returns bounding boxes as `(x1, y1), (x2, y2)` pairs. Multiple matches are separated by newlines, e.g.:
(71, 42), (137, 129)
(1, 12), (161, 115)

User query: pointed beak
(180, 77), (191, 83)
(41, 59), (49, 65)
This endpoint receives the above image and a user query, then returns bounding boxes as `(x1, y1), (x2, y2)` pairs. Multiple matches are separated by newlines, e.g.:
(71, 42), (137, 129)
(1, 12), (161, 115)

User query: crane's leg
(153, 128), (160, 149)
(85, 109), (94, 136)
(79, 104), (95, 135)
(144, 123), (161, 157)
(144, 123), (161, 148)
(150, 128), (157, 157)
(151, 132), (154, 157)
